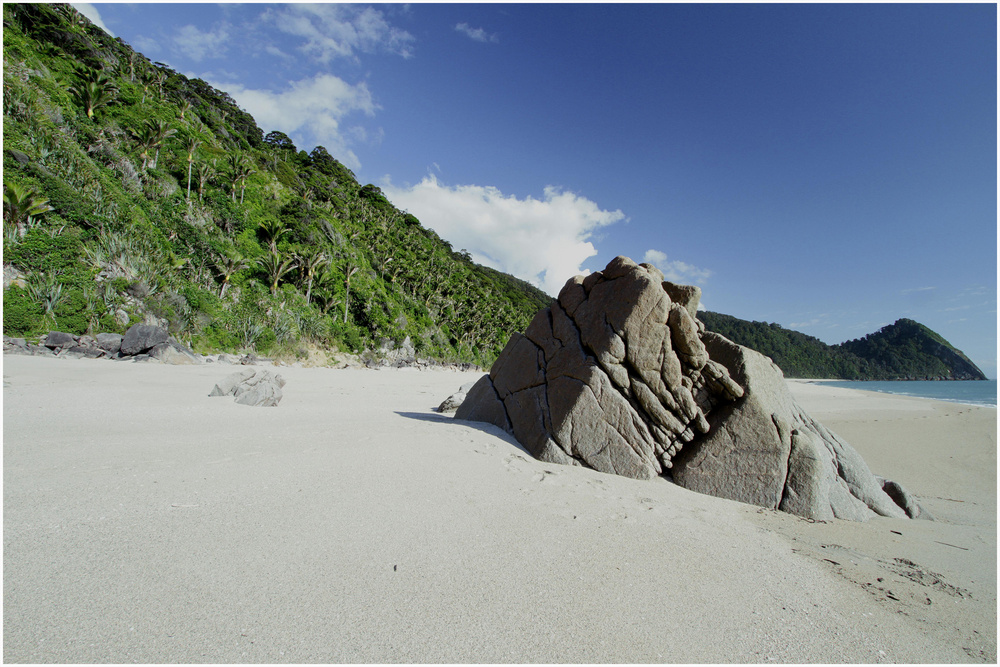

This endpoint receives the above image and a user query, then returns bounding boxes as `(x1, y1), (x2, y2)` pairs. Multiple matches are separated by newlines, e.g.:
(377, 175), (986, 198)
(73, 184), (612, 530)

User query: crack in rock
(455, 255), (929, 522)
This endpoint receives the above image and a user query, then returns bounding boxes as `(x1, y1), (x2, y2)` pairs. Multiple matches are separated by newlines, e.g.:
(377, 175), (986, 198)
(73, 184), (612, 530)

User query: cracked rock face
(456, 255), (924, 521)
(458, 255), (743, 479)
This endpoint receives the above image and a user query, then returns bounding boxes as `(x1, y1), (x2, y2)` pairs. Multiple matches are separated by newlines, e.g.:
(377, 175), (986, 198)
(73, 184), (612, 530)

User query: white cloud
(131, 35), (162, 57)
(455, 22), (499, 43)
(71, 3), (112, 36)
(173, 23), (231, 62)
(265, 45), (293, 60)
(265, 4), (415, 63)
(207, 74), (377, 170)
(642, 249), (712, 285)
(382, 175), (626, 295)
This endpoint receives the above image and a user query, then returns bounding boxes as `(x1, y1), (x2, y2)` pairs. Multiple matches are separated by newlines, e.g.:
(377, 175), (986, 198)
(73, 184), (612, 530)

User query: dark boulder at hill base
(120, 324), (170, 356)
(43, 331), (77, 349)
(455, 255), (929, 522)
(95, 332), (123, 354)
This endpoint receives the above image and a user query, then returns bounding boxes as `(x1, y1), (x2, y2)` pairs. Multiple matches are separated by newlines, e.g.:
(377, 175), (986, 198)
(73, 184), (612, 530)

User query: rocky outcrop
(358, 336), (481, 372)
(436, 379), (480, 413)
(148, 341), (201, 365)
(457, 256), (743, 479)
(95, 332), (123, 354)
(671, 332), (915, 521)
(4, 325), (203, 365)
(120, 324), (170, 356)
(3, 264), (27, 290)
(43, 331), (77, 350)
(455, 256), (926, 522)
(209, 368), (286, 407)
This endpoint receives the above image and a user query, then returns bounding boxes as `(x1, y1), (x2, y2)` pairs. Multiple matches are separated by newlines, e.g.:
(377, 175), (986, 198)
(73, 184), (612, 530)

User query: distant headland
(697, 313), (987, 381)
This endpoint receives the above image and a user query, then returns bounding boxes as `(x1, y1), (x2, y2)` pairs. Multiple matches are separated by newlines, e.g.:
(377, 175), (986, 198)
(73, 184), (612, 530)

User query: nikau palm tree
(131, 120), (175, 170)
(131, 124), (157, 170)
(227, 152), (254, 204)
(213, 252), (247, 298)
(149, 120), (176, 169)
(238, 164), (254, 205)
(311, 268), (341, 315)
(196, 162), (214, 202)
(139, 69), (155, 104)
(258, 252), (299, 295)
(183, 137), (202, 201)
(343, 263), (359, 324)
(4, 182), (54, 238)
(257, 219), (288, 254)
(298, 249), (330, 305)
(69, 71), (116, 119)
(153, 70), (167, 100)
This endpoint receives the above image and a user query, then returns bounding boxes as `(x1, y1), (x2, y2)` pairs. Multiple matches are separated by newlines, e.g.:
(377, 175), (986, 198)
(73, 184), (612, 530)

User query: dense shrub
(3, 286), (44, 336)
(0, 2), (558, 366)
(5, 229), (90, 286)
(53, 287), (88, 335)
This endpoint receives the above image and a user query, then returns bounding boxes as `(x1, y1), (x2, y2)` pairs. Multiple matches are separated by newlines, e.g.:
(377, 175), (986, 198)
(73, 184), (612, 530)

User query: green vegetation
(698, 312), (987, 381)
(2, 3), (551, 364)
(836, 318), (986, 381)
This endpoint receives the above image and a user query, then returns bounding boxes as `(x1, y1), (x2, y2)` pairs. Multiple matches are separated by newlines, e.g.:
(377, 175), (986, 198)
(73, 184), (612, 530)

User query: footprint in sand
(531, 469), (558, 483)
(467, 437), (496, 455)
(503, 453), (529, 470)
(637, 496), (658, 510)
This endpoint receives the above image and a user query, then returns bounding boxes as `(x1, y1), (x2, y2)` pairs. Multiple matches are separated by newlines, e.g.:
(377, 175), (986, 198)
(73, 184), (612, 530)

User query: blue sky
(77, 3), (997, 377)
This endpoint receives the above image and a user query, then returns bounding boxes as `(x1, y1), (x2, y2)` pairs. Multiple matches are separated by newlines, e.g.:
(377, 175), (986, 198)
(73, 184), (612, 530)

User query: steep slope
(838, 318), (987, 381)
(698, 312), (986, 380)
(2, 3), (551, 365)
(696, 311), (867, 379)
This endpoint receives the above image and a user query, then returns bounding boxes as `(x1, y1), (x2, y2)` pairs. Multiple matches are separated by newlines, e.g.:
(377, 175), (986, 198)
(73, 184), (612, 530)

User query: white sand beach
(3, 355), (996, 663)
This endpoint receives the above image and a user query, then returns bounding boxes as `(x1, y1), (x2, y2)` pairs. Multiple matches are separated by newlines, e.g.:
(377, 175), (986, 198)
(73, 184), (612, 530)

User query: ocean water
(820, 380), (997, 408)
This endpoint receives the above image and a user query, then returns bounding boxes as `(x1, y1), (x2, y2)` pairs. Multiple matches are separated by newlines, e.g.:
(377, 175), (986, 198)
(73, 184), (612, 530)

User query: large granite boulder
(458, 256), (743, 479)
(455, 255), (924, 522)
(209, 369), (286, 407)
(671, 333), (913, 521)
(436, 379), (480, 413)
(148, 341), (201, 365)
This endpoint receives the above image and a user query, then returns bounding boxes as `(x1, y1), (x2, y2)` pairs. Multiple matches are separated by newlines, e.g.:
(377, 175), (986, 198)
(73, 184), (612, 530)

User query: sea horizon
(812, 379), (997, 408)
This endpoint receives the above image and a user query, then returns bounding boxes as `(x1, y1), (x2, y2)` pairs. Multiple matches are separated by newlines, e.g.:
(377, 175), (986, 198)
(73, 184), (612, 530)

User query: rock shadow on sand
(395, 411), (533, 457)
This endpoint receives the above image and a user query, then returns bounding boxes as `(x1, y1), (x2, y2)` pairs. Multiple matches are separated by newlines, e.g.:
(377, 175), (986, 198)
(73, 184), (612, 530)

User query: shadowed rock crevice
(456, 256), (928, 522)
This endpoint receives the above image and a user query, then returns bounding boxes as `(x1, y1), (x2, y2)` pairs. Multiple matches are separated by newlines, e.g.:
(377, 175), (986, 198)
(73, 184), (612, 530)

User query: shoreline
(787, 377), (997, 409)
(3, 354), (995, 662)
(785, 378), (996, 382)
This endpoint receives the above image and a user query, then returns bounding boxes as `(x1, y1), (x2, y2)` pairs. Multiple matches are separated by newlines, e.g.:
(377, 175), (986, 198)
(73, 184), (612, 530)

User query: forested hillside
(2, 3), (551, 365)
(5, 3), (986, 380)
(698, 312), (987, 381)
(837, 318), (986, 381)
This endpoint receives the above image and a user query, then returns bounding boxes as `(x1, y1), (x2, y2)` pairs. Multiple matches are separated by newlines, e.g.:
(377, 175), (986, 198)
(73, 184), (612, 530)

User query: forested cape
(2, 3), (550, 365)
(698, 312), (987, 381)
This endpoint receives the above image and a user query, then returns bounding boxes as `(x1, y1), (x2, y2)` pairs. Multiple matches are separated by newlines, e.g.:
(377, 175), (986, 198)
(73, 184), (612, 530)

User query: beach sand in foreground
(3, 356), (995, 662)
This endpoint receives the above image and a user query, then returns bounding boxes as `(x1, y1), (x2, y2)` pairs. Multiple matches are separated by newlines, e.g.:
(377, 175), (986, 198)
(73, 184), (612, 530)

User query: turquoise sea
(819, 380), (997, 408)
